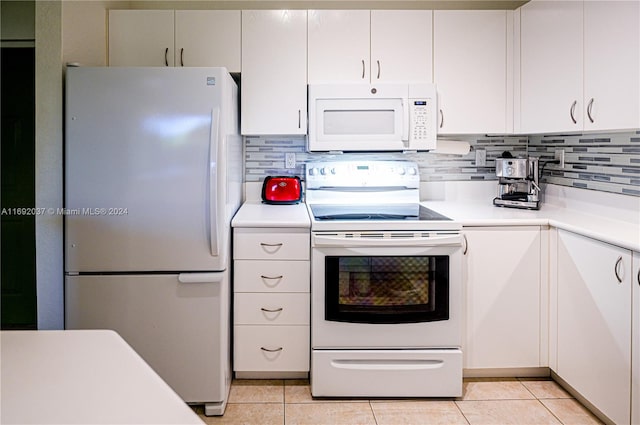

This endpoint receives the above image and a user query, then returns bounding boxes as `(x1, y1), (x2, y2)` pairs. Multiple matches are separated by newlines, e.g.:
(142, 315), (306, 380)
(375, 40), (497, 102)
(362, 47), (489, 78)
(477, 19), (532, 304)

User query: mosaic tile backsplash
(244, 131), (640, 197)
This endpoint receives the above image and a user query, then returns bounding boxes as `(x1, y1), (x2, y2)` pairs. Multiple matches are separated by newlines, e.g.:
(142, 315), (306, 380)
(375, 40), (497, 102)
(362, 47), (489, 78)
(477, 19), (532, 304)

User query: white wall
(36, 0), (64, 330)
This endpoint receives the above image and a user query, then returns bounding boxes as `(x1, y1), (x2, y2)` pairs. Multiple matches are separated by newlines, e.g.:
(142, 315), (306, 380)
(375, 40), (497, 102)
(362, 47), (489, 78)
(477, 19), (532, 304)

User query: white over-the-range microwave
(307, 83), (437, 152)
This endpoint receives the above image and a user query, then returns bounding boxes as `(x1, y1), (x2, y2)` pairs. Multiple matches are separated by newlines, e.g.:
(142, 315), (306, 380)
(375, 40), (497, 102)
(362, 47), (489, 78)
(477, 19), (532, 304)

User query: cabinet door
(175, 10), (241, 71)
(633, 251), (640, 425)
(109, 10), (174, 67)
(520, 1), (583, 133)
(463, 227), (541, 369)
(557, 230), (631, 425)
(370, 10), (432, 83)
(308, 10), (370, 83)
(584, 1), (640, 131)
(241, 10), (307, 135)
(434, 11), (507, 134)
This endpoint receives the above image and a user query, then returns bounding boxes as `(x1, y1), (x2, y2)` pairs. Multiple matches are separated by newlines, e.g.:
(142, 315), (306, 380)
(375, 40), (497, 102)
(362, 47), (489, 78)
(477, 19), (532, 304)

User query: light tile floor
(192, 378), (603, 425)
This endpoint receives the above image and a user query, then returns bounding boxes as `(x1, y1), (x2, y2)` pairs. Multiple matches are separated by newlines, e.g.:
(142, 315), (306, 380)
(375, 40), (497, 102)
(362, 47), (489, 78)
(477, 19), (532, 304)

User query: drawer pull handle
(260, 275), (283, 280)
(260, 242), (283, 247)
(260, 307), (283, 313)
(260, 346), (283, 353)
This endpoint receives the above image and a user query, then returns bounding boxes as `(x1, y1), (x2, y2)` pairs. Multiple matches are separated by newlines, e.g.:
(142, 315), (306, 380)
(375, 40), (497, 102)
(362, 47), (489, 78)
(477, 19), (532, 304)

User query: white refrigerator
(64, 67), (241, 416)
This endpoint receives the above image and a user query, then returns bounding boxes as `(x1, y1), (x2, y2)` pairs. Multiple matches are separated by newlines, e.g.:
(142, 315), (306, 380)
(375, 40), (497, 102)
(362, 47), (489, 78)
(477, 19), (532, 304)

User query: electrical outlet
(554, 149), (565, 168)
(475, 149), (486, 166)
(285, 152), (296, 169)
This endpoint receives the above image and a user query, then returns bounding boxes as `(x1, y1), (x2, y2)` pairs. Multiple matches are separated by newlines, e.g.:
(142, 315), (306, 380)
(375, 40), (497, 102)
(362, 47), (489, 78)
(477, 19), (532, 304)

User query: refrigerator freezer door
(65, 273), (231, 409)
(65, 67), (232, 272)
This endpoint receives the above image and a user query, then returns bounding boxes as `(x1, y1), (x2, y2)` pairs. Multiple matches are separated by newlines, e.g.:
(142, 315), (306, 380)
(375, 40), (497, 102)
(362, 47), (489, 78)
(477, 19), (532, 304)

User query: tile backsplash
(244, 131), (640, 197)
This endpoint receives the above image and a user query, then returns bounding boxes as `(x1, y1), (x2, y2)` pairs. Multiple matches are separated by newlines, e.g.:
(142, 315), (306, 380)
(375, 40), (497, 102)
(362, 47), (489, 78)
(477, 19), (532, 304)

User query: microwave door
(311, 98), (405, 152)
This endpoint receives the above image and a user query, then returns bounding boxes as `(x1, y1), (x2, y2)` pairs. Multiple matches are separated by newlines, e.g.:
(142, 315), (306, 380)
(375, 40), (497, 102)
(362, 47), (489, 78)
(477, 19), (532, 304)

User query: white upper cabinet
(520, 1), (583, 134)
(520, 0), (639, 133)
(174, 10), (240, 71)
(308, 10), (432, 84)
(434, 10), (509, 134)
(109, 10), (241, 71)
(109, 10), (175, 67)
(241, 10), (307, 135)
(370, 10), (433, 83)
(583, 1), (639, 132)
(308, 10), (371, 83)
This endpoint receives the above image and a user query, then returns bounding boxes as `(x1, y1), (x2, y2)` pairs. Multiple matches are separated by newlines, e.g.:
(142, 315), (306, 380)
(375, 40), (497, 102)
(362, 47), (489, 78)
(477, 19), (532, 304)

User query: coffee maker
(493, 153), (541, 210)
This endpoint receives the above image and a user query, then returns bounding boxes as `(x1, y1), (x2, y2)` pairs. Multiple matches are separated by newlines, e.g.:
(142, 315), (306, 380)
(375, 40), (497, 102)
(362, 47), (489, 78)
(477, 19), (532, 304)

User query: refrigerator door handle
(178, 272), (225, 284)
(209, 108), (221, 257)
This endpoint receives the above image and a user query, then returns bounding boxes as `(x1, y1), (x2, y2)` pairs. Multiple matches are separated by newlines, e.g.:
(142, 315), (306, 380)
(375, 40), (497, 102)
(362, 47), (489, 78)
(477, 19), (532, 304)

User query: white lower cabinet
(632, 251), (640, 425)
(463, 226), (543, 370)
(556, 230), (632, 425)
(233, 228), (310, 376)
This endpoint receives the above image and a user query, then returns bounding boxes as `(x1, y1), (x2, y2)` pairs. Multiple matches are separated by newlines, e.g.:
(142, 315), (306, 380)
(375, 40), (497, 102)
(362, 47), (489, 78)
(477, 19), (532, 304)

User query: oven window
(325, 256), (449, 324)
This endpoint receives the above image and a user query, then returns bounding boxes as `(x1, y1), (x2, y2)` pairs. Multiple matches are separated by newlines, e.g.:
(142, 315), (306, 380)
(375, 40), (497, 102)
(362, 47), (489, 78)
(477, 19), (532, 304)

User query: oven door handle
(313, 234), (462, 247)
(331, 359), (445, 370)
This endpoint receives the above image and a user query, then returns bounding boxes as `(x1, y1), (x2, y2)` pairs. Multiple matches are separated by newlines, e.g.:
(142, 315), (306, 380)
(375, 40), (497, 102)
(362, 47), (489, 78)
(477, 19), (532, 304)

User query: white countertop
(232, 201), (311, 228)
(422, 199), (640, 252)
(0, 330), (204, 425)
(235, 183), (639, 251)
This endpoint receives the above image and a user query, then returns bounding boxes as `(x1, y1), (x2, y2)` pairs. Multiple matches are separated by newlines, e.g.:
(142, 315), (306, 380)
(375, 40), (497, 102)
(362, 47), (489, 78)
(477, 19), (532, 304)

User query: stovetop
(310, 204), (451, 221)
(307, 203), (461, 233)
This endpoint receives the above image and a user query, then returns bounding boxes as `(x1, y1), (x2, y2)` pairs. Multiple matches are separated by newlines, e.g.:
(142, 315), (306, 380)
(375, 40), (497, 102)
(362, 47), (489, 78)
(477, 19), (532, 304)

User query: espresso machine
(493, 153), (541, 210)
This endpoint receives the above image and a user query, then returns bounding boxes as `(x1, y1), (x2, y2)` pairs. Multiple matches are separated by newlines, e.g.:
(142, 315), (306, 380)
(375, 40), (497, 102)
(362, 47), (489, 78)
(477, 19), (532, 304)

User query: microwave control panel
(408, 99), (434, 149)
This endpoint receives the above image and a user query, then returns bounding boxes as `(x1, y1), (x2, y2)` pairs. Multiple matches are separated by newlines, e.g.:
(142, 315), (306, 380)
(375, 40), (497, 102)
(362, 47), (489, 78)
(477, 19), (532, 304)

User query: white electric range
(305, 160), (464, 398)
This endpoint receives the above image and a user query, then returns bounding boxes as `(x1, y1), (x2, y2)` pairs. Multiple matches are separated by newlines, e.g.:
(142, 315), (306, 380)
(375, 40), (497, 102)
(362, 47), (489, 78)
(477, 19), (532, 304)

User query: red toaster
(261, 176), (302, 204)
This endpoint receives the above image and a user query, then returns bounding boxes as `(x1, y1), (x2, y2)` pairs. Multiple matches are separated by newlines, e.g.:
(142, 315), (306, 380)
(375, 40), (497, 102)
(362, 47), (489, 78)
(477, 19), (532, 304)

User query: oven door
(311, 232), (462, 349)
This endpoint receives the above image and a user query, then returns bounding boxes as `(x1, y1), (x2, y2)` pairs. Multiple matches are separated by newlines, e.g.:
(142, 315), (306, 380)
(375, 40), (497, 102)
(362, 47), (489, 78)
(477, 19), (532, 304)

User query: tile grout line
(452, 399), (473, 425)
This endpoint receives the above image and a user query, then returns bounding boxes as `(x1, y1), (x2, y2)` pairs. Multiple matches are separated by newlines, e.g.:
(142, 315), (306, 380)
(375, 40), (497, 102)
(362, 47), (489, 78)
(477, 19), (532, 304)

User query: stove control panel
(306, 160), (420, 189)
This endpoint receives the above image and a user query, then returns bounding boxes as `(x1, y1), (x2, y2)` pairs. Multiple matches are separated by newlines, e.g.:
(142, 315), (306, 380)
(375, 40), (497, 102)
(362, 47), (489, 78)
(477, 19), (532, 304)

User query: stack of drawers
(233, 227), (310, 377)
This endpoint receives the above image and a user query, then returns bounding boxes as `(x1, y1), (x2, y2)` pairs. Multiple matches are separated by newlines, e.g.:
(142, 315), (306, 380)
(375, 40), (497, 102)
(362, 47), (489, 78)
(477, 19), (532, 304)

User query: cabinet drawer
(234, 228), (309, 260)
(235, 293), (310, 325)
(234, 326), (309, 372)
(234, 260), (309, 292)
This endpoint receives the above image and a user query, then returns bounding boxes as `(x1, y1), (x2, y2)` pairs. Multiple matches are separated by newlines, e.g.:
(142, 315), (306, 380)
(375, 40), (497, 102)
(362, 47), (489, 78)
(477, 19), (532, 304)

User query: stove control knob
(330, 167), (336, 175)
(397, 167), (406, 175)
(321, 167), (328, 175)
(308, 168), (316, 176)
(408, 167), (417, 175)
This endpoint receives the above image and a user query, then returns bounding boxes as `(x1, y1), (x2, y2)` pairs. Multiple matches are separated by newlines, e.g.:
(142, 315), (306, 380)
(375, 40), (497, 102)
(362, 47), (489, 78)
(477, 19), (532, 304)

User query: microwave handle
(402, 99), (409, 143)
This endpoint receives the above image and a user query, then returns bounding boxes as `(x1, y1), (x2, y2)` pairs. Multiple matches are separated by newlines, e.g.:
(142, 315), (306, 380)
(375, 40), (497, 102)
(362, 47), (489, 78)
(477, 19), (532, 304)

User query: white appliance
(64, 67), (241, 416)
(306, 160), (463, 397)
(307, 83), (437, 152)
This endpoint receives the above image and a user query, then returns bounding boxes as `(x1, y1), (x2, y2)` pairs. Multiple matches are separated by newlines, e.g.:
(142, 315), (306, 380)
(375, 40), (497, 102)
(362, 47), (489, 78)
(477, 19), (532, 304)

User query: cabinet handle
(439, 109), (444, 128)
(164, 48), (169, 66)
(587, 98), (595, 123)
(180, 48), (184, 67)
(614, 256), (623, 283)
(637, 267), (639, 286)
(570, 100), (577, 124)
(260, 346), (283, 353)
(361, 59), (365, 79)
(260, 275), (283, 280)
(463, 234), (468, 255)
(376, 60), (381, 79)
(298, 109), (301, 129)
(260, 307), (283, 313)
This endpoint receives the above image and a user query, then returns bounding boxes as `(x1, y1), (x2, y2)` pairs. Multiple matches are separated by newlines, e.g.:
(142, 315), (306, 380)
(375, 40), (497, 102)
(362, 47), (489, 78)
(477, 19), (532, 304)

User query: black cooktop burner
(310, 204), (452, 221)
